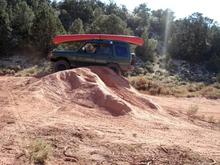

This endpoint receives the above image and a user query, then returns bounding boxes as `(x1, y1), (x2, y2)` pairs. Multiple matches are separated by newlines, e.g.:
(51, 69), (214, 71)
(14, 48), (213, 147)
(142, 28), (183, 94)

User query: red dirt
(0, 66), (219, 164)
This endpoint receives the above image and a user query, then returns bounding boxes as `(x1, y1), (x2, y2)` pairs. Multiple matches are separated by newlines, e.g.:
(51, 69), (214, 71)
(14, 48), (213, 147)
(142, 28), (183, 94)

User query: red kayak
(53, 34), (144, 46)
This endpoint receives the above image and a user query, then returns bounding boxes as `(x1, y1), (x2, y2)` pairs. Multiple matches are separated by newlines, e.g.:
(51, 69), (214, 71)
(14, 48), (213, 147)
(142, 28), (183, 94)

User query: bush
(129, 74), (220, 99)
(186, 105), (198, 118)
(206, 55), (220, 73)
(135, 29), (157, 62)
(200, 86), (220, 99)
(129, 76), (170, 95)
(207, 116), (215, 123)
(143, 62), (154, 73)
(15, 61), (52, 77)
(132, 76), (148, 90)
(28, 139), (51, 164)
(0, 68), (16, 75)
(217, 73), (220, 83)
(187, 83), (205, 92)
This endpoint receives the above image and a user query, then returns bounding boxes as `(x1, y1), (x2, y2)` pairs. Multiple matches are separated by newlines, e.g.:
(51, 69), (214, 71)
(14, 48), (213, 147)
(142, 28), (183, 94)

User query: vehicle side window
(82, 43), (97, 54)
(115, 45), (128, 57)
(97, 44), (112, 56)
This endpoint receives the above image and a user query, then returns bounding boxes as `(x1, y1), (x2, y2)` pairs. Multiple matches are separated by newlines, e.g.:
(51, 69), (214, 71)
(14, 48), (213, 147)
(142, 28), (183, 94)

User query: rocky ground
(0, 67), (219, 165)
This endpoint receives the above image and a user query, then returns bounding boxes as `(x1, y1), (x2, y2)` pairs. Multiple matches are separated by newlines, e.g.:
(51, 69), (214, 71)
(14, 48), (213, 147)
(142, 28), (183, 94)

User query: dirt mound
(0, 67), (220, 164)
(27, 66), (159, 116)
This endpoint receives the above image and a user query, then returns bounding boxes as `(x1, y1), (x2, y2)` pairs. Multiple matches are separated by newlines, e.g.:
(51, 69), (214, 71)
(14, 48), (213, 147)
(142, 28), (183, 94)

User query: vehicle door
(94, 43), (113, 64)
(77, 42), (97, 63)
(114, 43), (131, 65)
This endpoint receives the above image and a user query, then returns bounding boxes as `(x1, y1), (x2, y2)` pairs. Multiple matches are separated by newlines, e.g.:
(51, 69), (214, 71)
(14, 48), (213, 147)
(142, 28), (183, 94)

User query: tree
(105, 1), (127, 20)
(69, 18), (84, 34)
(93, 7), (103, 18)
(11, 1), (34, 48)
(90, 14), (130, 34)
(150, 9), (174, 40)
(127, 15), (143, 36)
(126, 3), (151, 37)
(133, 3), (150, 28)
(169, 13), (213, 63)
(206, 25), (220, 72)
(0, 0), (11, 55)
(58, 0), (95, 30)
(58, 9), (71, 30)
(31, 2), (65, 53)
(209, 25), (220, 56)
(135, 28), (157, 62)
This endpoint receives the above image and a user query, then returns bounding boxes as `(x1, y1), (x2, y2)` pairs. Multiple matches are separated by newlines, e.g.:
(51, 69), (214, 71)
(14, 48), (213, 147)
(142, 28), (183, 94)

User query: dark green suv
(49, 34), (144, 74)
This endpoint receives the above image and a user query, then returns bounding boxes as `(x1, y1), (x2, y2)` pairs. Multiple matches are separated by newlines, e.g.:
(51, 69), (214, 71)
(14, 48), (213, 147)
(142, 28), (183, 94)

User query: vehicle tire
(54, 60), (70, 72)
(107, 63), (122, 75)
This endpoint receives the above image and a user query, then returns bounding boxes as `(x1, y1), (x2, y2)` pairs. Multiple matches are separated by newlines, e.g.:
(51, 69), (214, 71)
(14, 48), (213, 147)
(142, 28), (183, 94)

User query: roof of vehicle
(53, 34), (144, 46)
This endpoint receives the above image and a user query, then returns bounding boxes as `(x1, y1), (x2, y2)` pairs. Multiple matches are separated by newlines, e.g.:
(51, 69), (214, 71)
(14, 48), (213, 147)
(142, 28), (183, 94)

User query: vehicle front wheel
(54, 60), (70, 72)
(107, 63), (122, 75)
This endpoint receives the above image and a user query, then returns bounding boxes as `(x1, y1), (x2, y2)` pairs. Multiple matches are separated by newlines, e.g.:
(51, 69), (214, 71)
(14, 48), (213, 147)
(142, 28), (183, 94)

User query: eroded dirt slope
(0, 66), (219, 164)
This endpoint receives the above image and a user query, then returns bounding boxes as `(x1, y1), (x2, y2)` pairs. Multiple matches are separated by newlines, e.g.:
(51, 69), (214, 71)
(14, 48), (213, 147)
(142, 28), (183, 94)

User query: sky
(102, 0), (220, 23)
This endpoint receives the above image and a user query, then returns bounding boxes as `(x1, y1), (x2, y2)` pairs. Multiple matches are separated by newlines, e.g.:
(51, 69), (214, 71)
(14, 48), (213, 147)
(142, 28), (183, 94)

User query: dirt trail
(0, 66), (219, 164)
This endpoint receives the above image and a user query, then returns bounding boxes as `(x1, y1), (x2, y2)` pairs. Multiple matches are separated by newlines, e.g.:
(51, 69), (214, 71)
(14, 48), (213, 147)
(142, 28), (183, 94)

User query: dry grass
(0, 58), (52, 77)
(207, 116), (215, 123)
(186, 105), (199, 119)
(200, 86), (220, 99)
(128, 75), (220, 99)
(15, 62), (52, 77)
(129, 76), (171, 95)
(0, 68), (16, 75)
(185, 106), (220, 127)
(217, 120), (220, 127)
(203, 116), (220, 128)
(198, 114), (205, 121)
(131, 75), (220, 127)
(28, 139), (51, 164)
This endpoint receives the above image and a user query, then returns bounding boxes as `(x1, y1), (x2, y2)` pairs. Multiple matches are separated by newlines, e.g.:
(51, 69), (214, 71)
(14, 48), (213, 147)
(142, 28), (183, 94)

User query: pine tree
(93, 7), (103, 18)
(90, 14), (129, 35)
(31, 2), (65, 53)
(69, 18), (84, 34)
(135, 28), (157, 62)
(0, 0), (11, 55)
(11, 1), (34, 48)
